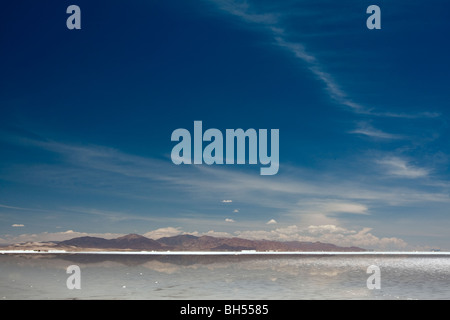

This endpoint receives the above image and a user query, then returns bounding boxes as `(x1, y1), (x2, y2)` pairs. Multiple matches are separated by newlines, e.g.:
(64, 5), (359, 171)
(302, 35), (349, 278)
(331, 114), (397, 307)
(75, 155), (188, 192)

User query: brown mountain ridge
(56, 233), (366, 252)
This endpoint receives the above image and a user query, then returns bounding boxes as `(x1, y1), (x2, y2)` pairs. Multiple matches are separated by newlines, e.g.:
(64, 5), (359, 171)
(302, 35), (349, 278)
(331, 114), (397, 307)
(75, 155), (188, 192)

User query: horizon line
(1, 250), (449, 256)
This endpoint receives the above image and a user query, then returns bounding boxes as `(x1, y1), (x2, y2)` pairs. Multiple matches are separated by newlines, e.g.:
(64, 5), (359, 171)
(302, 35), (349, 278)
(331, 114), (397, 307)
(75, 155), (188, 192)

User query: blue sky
(1, 0), (450, 250)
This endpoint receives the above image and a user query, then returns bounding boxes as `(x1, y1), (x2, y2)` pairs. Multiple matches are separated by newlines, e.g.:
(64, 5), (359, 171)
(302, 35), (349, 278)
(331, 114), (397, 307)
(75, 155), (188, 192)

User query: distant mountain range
(54, 233), (365, 252)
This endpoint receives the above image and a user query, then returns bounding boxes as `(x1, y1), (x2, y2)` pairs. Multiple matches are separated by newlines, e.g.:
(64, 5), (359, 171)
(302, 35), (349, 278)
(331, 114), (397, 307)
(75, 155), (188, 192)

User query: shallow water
(1, 254), (449, 300)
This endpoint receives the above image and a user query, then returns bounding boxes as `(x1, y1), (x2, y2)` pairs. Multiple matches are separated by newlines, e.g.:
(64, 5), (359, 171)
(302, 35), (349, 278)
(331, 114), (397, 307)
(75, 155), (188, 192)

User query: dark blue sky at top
(1, 1), (449, 151)
(1, 0), (450, 249)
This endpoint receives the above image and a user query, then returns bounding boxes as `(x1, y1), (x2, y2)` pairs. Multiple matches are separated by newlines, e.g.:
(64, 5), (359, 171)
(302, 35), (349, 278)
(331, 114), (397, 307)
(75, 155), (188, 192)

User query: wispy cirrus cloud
(350, 122), (405, 140)
(207, 0), (359, 113)
(217, 2), (367, 114)
(376, 157), (430, 179)
(206, 0), (439, 120)
(209, 0), (279, 25)
(0, 204), (24, 210)
(0, 203), (53, 213)
(7, 136), (447, 212)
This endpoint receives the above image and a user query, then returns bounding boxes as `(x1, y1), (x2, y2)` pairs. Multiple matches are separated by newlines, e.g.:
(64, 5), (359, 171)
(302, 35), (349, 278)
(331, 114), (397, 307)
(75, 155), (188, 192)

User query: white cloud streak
(376, 157), (430, 179)
(8, 137), (449, 219)
(350, 122), (405, 140)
